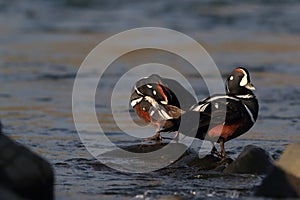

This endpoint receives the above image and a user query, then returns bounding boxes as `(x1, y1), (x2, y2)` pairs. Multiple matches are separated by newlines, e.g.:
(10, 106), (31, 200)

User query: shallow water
(0, 0), (300, 199)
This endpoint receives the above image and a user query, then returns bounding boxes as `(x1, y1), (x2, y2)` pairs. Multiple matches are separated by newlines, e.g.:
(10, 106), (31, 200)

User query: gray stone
(0, 123), (54, 200)
(223, 145), (273, 174)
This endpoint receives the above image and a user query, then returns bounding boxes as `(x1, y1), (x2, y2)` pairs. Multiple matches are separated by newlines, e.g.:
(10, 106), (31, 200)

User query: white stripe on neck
(235, 94), (254, 99)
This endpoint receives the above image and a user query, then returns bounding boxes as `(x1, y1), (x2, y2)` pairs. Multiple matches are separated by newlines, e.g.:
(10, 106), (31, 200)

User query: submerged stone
(223, 145), (273, 174)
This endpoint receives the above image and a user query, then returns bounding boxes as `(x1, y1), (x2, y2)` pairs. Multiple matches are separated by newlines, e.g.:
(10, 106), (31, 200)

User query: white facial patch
(146, 84), (152, 88)
(153, 90), (157, 95)
(239, 69), (248, 87)
(230, 75), (234, 80)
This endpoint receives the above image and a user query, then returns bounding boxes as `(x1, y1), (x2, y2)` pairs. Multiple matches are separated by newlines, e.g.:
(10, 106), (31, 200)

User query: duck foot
(155, 131), (180, 142)
(144, 132), (180, 141)
(210, 146), (227, 159)
(139, 133), (161, 149)
(219, 157), (234, 165)
(144, 132), (163, 141)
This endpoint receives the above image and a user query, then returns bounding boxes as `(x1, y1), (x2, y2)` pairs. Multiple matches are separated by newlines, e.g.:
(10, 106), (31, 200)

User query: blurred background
(0, 0), (299, 199)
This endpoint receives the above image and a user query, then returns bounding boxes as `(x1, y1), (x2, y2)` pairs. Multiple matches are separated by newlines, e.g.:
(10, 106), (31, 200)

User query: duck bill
(245, 82), (255, 90)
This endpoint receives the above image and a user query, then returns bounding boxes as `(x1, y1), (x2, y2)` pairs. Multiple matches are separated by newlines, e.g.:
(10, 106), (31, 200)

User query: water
(0, 0), (300, 199)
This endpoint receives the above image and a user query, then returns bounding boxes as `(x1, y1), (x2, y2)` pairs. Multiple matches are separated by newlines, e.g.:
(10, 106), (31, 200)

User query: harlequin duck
(130, 74), (196, 141)
(160, 67), (259, 158)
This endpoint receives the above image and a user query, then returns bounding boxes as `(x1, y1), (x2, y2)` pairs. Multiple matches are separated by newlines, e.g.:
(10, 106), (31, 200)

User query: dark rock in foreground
(255, 166), (300, 198)
(0, 124), (54, 200)
(255, 143), (300, 198)
(0, 186), (27, 200)
(223, 145), (273, 174)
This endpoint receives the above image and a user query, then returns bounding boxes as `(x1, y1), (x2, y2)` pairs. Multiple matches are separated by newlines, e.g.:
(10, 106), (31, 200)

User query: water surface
(0, 1), (300, 199)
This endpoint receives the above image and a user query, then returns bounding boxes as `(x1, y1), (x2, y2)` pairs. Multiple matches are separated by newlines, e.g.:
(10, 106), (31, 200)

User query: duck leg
(155, 130), (180, 142)
(210, 139), (228, 158)
(211, 145), (222, 158)
(219, 139), (227, 158)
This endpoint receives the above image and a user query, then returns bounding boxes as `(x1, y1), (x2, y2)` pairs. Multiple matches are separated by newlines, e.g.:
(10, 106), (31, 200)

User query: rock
(255, 166), (300, 198)
(223, 145), (273, 174)
(0, 186), (27, 200)
(170, 146), (234, 171)
(100, 142), (191, 172)
(276, 143), (300, 178)
(120, 142), (184, 153)
(186, 154), (224, 170)
(0, 124), (54, 200)
(255, 143), (300, 198)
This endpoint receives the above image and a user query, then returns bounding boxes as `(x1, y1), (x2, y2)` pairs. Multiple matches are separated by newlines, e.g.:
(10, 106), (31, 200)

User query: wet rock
(0, 125), (54, 200)
(223, 145), (273, 174)
(121, 142), (184, 153)
(255, 143), (300, 198)
(186, 154), (223, 170)
(255, 166), (300, 198)
(101, 142), (275, 174)
(170, 146), (234, 171)
(0, 186), (26, 200)
(100, 142), (191, 173)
